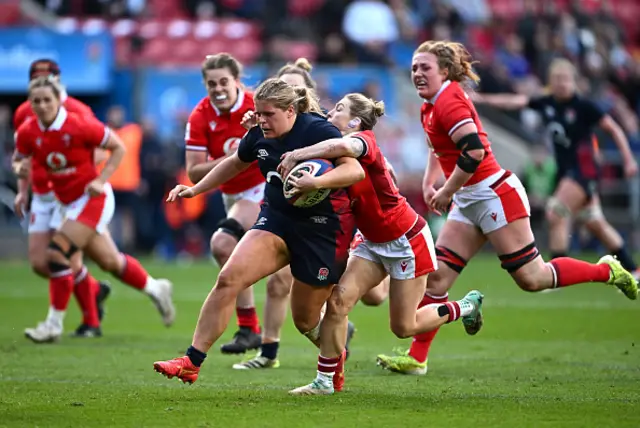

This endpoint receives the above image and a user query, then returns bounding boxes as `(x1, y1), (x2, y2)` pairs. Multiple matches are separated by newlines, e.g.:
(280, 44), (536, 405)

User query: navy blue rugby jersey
(237, 112), (352, 220)
(528, 94), (604, 172)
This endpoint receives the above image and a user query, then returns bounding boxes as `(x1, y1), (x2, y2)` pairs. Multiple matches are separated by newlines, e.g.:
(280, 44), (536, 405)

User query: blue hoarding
(0, 28), (113, 93)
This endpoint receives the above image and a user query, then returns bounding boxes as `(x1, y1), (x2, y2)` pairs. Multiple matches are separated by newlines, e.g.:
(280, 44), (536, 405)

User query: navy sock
(612, 247), (638, 271)
(186, 346), (207, 367)
(260, 341), (279, 360)
(550, 251), (567, 260)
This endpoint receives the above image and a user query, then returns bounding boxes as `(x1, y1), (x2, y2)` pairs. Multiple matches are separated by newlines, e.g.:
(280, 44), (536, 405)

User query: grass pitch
(0, 255), (638, 427)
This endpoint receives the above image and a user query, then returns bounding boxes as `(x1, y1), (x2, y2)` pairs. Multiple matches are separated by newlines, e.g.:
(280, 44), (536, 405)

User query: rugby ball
(283, 159), (334, 207)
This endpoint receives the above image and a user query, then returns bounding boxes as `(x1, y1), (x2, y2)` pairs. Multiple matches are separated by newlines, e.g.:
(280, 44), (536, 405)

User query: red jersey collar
(38, 106), (68, 131)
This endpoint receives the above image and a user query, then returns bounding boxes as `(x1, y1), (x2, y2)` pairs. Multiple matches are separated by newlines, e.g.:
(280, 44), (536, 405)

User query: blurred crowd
(4, 0), (639, 257)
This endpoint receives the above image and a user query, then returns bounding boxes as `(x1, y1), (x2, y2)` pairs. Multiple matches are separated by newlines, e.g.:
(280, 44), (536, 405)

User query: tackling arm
(290, 137), (365, 161)
(312, 157), (366, 189)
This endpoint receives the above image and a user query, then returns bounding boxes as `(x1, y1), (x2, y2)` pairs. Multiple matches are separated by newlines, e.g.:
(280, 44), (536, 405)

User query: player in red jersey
(184, 54), (265, 354)
(375, 40), (638, 375)
(13, 77), (175, 343)
(279, 93), (484, 395)
(13, 59), (111, 338)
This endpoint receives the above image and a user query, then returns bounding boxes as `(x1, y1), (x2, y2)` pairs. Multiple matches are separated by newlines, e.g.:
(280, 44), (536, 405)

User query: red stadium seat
(288, 0), (325, 17)
(281, 41), (318, 62)
(0, 0), (21, 26)
(229, 38), (262, 64)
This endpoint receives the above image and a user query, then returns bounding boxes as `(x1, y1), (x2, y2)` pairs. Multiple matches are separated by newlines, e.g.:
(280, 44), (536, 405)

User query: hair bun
(294, 58), (313, 72)
(373, 100), (385, 117)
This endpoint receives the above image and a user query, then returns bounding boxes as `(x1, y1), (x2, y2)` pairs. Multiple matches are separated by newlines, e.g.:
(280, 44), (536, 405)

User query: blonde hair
(276, 57), (316, 89)
(201, 53), (243, 80)
(344, 93), (385, 131)
(415, 40), (480, 84)
(254, 78), (323, 115)
(548, 58), (577, 79)
(28, 76), (63, 99)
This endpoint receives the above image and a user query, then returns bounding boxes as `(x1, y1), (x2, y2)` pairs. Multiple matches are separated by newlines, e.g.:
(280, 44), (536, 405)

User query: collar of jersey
(38, 106), (68, 131)
(425, 80), (451, 105)
(210, 88), (245, 116)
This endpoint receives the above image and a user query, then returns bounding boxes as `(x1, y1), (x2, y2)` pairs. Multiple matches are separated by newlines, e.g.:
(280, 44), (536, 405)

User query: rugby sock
(73, 266), (100, 327)
(48, 268), (74, 326)
(317, 355), (339, 385)
(261, 341), (279, 360)
(408, 293), (448, 363)
(612, 247), (638, 272)
(186, 346), (207, 367)
(550, 251), (567, 259)
(548, 258), (610, 288)
(437, 301), (461, 323)
(237, 307), (261, 334)
(116, 253), (149, 291)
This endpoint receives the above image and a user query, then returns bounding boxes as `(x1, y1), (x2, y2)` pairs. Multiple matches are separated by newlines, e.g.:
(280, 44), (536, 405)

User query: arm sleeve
(84, 117), (111, 148)
(437, 92), (475, 137)
(352, 131), (377, 165)
(184, 108), (209, 152)
(582, 99), (605, 124)
(526, 96), (545, 111)
(236, 127), (260, 163)
(14, 127), (32, 157)
(13, 103), (28, 130)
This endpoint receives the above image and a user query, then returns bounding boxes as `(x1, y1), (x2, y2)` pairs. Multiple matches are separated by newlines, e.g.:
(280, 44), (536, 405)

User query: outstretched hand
(166, 184), (195, 202)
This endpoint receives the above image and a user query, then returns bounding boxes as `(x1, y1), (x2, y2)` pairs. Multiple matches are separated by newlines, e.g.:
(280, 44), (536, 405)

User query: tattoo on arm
(348, 138), (365, 157)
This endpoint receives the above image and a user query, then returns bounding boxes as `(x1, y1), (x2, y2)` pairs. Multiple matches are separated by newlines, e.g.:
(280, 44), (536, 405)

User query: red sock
(237, 307), (261, 334)
(409, 293), (448, 363)
(443, 301), (461, 323)
(549, 258), (611, 288)
(116, 253), (148, 290)
(317, 354), (340, 376)
(74, 266), (100, 328)
(50, 268), (75, 311)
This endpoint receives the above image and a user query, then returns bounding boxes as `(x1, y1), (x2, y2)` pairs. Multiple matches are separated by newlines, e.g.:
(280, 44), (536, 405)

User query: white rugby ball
(283, 159), (334, 208)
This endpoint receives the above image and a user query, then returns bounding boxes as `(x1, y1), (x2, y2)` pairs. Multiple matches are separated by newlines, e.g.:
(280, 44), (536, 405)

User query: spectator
(105, 105), (142, 253)
(342, 0), (399, 64)
(138, 117), (168, 252)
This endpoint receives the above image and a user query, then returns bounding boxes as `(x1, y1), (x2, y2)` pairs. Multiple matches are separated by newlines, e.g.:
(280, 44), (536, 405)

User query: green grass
(0, 255), (639, 427)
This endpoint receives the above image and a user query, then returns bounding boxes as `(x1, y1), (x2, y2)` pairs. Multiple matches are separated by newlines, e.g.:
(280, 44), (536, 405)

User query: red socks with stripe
(408, 293), (448, 363)
(237, 307), (261, 334)
(73, 266), (100, 328)
(50, 268), (74, 311)
(549, 258), (610, 288)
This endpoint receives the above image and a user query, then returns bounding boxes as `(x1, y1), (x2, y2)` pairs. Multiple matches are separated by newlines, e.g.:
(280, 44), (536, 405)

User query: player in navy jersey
(153, 79), (363, 389)
(232, 58), (357, 370)
(477, 58), (640, 279)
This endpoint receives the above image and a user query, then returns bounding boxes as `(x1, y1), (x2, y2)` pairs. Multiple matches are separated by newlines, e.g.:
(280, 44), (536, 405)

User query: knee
(425, 269), (453, 296)
(30, 260), (49, 278)
(215, 267), (244, 295)
(292, 311), (318, 334)
(389, 319), (414, 339)
(513, 272), (546, 292)
(266, 274), (291, 300)
(210, 232), (235, 264)
(326, 291), (351, 319)
(360, 291), (385, 306)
